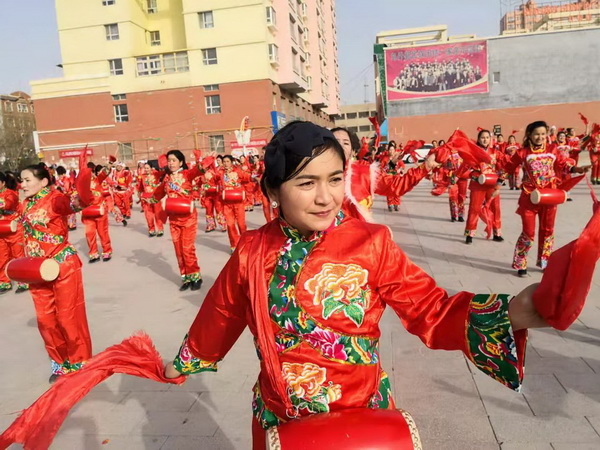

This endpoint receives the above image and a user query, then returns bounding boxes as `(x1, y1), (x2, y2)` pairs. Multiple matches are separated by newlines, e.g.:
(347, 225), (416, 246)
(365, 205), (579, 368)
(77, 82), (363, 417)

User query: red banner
(230, 139), (269, 150)
(385, 40), (489, 101)
(59, 149), (94, 158)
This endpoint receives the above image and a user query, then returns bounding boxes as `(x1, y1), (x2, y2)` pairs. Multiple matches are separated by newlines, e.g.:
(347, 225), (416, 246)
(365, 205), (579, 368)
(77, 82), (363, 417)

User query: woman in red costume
(504, 135), (521, 190)
(0, 172), (28, 294)
(586, 132), (600, 185)
(217, 154), (252, 252)
(54, 166), (77, 230)
(137, 162), (165, 237)
(82, 164), (113, 263)
(200, 164), (226, 233)
(20, 164), (92, 383)
(239, 155), (255, 211)
(111, 162), (133, 220)
(442, 147), (467, 222)
(151, 150), (204, 291)
(164, 121), (551, 449)
(464, 129), (505, 244)
(503, 121), (589, 277)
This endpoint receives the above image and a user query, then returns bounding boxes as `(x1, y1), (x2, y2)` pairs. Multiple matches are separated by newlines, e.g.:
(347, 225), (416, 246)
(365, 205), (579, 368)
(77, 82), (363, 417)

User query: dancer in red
(82, 165), (113, 262)
(55, 166), (77, 230)
(0, 172), (28, 294)
(152, 150), (204, 291)
(585, 131), (600, 185)
(239, 155), (255, 211)
(464, 129), (504, 244)
(504, 135), (521, 190)
(137, 162), (165, 237)
(217, 155), (251, 252)
(201, 166), (226, 233)
(111, 162), (133, 220)
(20, 164), (92, 382)
(503, 121), (589, 277)
(442, 147), (467, 222)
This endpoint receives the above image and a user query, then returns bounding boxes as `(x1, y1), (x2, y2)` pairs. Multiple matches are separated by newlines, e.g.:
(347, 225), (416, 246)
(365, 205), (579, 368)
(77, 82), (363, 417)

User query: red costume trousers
(223, 201), (247, 249)
(449, 179), (468, 220)
(508, 167), (521, 190)
(142, 202), (165, 234)
(202, 194), (225, 231)
(591, 153), (600, 181)
(113, 191), (131, 217)
(465, 184), (502, 237)
(0, 231), (25, 287)
(83, 214), (112, 258)
(512, 193), (557, 270)
(169, 213), (200, 279)
(29, 255), (92, 366)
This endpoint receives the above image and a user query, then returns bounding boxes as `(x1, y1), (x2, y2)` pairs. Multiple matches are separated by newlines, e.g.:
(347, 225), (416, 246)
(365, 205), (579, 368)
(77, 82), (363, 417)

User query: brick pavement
(1, 178), (600, 449)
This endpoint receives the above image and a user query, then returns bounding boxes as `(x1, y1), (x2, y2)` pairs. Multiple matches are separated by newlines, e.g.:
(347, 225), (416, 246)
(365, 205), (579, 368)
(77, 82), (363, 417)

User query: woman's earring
(271, 200), (279, 209)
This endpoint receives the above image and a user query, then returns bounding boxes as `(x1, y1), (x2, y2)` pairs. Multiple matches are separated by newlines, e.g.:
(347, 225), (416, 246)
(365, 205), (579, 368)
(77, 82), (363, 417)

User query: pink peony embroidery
(305, 327), (348, 361)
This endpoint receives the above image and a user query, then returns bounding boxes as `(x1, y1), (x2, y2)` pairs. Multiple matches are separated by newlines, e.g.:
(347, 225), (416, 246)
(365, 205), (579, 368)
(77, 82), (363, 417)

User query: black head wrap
(264, 122), (335, 187)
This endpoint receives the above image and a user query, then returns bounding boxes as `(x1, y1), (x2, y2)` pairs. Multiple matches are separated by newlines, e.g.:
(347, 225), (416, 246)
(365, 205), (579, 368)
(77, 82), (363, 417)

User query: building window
(266, 6), (277, 26)
(112, 94), (126, 100)
(346, 112), (357, 119)
(348, 126), (358, 133)
(105, 23), (119, 40)
(150, 31), (161, 46)
(493, 72), (501, 83)
(17, 104), (29, 113)
(202, 48), (218, 65)
(359, 125), (371, 132)
(163, 52), (189, 73)
(102, 0), (115, 5)
(204, 84), (219, 91)
(292, 48), (299, 74)
(146, 0), (157, 14)
(358, 111), (369, 118)
(199, 11), (214, 29)
(370, 110), (377, 116)
(114, 104), (129, 122)
(205, 95), (221, 114)
(136, 55), (161, 76)
(108, 58), (124, 75)
(268, 44), (279, 64)
(209, 135), (225, 154)
(119, 142), (133, 160)
(289, 16), (297, 42)
(4, 102), (13, 112)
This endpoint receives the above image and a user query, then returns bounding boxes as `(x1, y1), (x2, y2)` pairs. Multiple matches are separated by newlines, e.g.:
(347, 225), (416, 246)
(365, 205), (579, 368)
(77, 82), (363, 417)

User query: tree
(0, 128), (39, 172)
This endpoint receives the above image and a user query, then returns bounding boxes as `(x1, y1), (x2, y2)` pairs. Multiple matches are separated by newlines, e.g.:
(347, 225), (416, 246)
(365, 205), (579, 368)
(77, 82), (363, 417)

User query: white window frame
(108, 58), (124, 75)
(105, 23), (119, 40)
(112, 94), (126, 100)
(114, 104), (129, 122)
(119, 142), (133, 160)
(150, 30), (161, 46)
(147, 0), (157, 14)
(209, 135), (225, 153)
(268, 44), (279, 65)
(266, 6), (277, 27)
(163, 52), (189, 73)
(17, 103), (29, 113)
(136, 55), (161, 76)
(199, 11), (214, 29)
(202, 48), (218, 65)
(204, 84), (219, 91)
(205, 95), (221, 115)
(102, 0), (115, 5)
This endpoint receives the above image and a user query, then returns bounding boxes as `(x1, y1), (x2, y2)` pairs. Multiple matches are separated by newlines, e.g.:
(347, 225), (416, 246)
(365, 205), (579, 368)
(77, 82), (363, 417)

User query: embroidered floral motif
(466, 294), (522, 391)
(54, 245), (77, 263)
(538, 234), (554, 270)
(304, 263), (371, 326)
(368, 371), (394, 409)
(282, 362), (342, 414)
(25, 240), (45, 257)
(252, 382), (283, 429)
(512, 232), (533, 270)
(173, 334), (219, 374)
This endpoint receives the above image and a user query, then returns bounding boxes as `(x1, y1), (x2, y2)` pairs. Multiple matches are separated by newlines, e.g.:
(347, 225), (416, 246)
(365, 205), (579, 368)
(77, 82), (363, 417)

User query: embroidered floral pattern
(54, 245), (78, 264)
(305, 263), (371, 326)
(281, 362), (342, 414)
(25, 240), (45, 258)
(512, 232), (533, 270)
(537, 234), (554, 270)
(173, 334), (219, 374)
(368, 371), (394, 409)
(466, 294), (522, 391)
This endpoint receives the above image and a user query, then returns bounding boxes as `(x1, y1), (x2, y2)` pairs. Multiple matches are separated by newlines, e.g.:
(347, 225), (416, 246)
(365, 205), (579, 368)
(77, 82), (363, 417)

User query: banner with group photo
(385, 40), (489, 101)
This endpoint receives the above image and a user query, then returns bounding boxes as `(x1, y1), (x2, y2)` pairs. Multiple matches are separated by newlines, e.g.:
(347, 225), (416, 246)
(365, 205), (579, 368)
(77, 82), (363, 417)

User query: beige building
(333, 102), (377, 139)
(31, 0), (340, 164)
(0, 92), (37, 170)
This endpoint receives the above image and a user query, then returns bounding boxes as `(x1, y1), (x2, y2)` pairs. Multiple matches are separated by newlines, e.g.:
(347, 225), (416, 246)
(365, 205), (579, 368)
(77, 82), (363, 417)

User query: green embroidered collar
(28, 187), (50, 203)
(278, 210), (344, 243)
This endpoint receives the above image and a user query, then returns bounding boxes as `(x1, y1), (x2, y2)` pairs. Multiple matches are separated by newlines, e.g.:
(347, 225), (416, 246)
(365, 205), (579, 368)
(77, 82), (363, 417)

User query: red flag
(477, 127), (483, 132)
(579, 113), (589, 126)
(0, 334), (185, 450)
(402, 140), (425, 164)
(158, 154), (168, 169)
(557, 174), (585, 192)
(368, 117), (381, 149)
(511, 129), (519, 136)
(357, 137), (369, 161)
(108, 155), (117, 163)
(445, 129), (492, 167)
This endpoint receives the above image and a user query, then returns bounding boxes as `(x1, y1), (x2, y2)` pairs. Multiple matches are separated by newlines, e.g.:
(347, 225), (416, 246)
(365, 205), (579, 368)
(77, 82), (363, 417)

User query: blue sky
(0, 0), (504, 105)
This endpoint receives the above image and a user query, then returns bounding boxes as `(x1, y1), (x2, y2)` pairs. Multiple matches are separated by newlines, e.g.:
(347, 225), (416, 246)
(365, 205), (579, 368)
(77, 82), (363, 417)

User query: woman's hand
(424, 154), (441, 171)
(164, 361), (183, 379)
(509, 283), (547, 331)
(573, 165), (592, 174)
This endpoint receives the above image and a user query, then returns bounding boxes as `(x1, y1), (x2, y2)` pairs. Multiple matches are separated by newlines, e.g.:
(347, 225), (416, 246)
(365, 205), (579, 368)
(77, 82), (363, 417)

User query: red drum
(205, 187), (218, 196)
(222, 189), (245, 203)
(163, 197), (194, 216)
(82, 204), (105, 219)
(0, 219), (17, 237)
(477, 173), (499, 186)
(6, 257), (60, 284)
(266, 409), (421, 450)
(530, 188), (567, 206)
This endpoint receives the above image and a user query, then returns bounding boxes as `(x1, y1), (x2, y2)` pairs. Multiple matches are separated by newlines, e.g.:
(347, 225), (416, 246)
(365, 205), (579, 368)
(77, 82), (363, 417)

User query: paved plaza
(1, 177), (600, 449)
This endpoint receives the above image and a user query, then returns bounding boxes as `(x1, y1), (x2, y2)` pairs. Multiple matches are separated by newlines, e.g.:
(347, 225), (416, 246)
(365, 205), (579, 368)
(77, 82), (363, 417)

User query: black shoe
(89, 257), (100, 264)
(493, 235), (504, 242)
(124, 215), (131, 220)
(388, 206), (393, 212)
(122, 220), (128, 227)
(190, 279), (203, 291)
(179, 282), (191, 292)
(68, 227), (77, 231)
(15, 285), (29, 294)
(157, 231), (164, 237)
(567, 197), (573, 202)
(102, 256), (112, 262)
(465, 236), (473, 245)
(458, 217), (465, 222)
(49, 374), (60, 384)
(517, 269), (528, 278)
(0, 286), (12, 295)
(451, 217), (456, 222)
